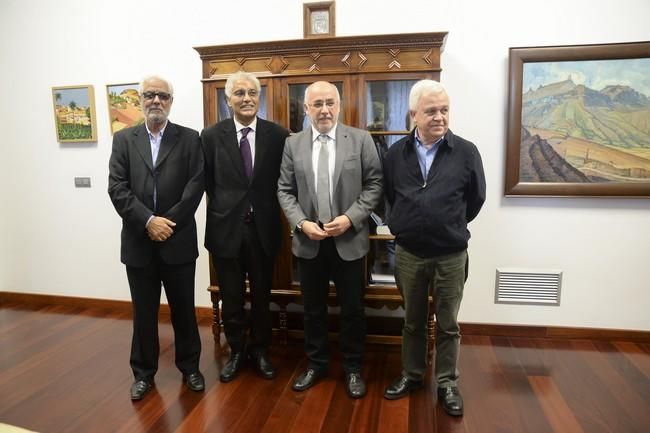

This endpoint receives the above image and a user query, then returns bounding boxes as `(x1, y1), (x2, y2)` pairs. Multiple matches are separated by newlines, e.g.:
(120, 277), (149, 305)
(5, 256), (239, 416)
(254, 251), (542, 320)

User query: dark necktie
(240, 127), (253, 179)
(317, 134), (332, 223)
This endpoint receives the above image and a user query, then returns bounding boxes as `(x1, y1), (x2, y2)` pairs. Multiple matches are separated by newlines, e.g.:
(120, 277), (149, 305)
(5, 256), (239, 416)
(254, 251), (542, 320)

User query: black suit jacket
(108, 122), (204, 267)
(201, 117), (290, 258)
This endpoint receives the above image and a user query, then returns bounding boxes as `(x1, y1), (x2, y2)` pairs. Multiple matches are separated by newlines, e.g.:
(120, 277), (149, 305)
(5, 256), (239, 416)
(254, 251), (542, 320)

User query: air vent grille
(495, 268), (562, 306)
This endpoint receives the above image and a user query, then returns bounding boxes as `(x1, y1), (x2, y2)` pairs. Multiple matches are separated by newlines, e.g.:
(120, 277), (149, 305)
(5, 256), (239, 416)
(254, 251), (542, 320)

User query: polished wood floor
(0, 302), (648, 433)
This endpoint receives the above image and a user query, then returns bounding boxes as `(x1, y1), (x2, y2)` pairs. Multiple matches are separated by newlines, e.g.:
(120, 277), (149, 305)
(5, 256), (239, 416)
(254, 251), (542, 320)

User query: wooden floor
(0, 303), (649, 433)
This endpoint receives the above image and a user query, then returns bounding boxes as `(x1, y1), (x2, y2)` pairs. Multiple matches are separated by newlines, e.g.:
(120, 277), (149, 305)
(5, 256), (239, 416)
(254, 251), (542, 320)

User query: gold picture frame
(106, 82), (144, 134)
(303, 1), (335, 39)
(51, 85), (98, 142)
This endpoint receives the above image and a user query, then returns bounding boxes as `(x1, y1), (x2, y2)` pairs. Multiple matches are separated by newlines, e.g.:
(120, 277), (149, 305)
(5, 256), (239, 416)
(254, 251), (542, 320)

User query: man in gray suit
(277, 81), (383, 399)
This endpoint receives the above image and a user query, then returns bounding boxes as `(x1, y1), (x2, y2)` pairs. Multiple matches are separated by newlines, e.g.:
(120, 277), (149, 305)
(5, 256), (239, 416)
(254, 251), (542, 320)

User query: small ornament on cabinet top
(303, 1), (335, 39)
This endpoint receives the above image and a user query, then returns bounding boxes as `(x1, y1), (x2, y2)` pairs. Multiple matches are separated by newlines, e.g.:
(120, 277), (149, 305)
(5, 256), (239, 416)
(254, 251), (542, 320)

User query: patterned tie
(317, 134), (332, 224)
(240, 127), (253, 179)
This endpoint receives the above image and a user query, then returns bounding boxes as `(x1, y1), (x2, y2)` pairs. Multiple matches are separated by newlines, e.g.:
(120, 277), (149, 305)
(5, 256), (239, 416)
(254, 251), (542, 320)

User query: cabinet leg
(427, 304), (435, 366)
(279, 306), (288, 344)
(211, 291), (222, 342)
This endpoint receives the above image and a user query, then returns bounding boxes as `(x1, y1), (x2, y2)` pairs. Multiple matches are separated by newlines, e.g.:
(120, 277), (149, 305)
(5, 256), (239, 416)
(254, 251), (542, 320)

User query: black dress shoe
(220, 352), (245, 382)
(184, 371), (205, 391)
(292, 368), (324, 391)
(437, 386), (464, 416)
(383, 375), (423, 400)
(345, 372), (367, 399)
(250, 352), (276, 379)
(130, 379), (152, 401)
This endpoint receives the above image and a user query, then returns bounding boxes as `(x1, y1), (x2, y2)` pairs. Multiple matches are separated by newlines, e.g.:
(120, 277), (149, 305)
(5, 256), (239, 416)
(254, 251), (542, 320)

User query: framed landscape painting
(52, 85), (97, 142)
(106, 82), (144, 134)
(505, 41), (650, 197)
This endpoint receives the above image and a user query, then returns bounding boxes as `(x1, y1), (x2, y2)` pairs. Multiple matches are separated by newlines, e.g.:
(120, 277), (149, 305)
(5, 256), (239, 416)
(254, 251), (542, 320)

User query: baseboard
(0, 291), (214, 320)
(1, 291), (648, 342)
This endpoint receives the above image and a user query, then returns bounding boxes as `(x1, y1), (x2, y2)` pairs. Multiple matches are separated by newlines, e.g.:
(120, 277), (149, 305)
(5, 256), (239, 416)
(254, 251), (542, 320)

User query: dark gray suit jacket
(277, 123), (383, 261)
(108, 122), (204, 267)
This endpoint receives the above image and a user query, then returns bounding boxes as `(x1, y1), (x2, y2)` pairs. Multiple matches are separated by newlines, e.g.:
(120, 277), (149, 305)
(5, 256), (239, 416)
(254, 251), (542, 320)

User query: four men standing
(109, 73), (484, 414)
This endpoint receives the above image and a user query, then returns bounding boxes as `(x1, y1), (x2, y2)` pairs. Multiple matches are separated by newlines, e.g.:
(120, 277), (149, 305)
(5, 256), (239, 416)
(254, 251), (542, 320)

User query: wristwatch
(296, 219), (306, 232)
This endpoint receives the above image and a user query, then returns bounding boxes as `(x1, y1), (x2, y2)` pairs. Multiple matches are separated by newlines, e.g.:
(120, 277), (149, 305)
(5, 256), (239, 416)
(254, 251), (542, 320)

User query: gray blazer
(277, 123), (383, 261)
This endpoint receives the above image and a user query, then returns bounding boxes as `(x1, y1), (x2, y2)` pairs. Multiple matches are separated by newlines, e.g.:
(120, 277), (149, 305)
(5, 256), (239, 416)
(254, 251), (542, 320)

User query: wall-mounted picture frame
(106, 82), (144, 134)
(51, 85), (97, 142)
(303, 1), (335, 39)
(505, 41), (650, 197)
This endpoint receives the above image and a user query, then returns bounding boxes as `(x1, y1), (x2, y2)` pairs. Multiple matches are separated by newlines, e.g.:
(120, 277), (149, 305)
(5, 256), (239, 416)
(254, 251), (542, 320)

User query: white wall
(1, 0), (648, 330)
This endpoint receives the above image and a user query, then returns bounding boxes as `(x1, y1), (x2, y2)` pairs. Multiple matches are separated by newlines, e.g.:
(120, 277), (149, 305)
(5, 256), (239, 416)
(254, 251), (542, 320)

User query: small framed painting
(303, 1), (335, 39)
(52, 85), (98, 142)
(106, 82), (144, 134)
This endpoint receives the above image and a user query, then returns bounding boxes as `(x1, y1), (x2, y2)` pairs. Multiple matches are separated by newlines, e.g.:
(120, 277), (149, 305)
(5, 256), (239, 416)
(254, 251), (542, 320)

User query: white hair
(304, 81), (341, 104)
(225, 71), (261, 98)
(139, 75), (174, 96)
(409, 79), (447, 111)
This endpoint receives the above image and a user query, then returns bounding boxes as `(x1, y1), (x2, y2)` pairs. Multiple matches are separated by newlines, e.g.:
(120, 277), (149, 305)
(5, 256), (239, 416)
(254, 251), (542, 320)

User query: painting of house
(106, 83), (144, 134)
(52, 85), (97, 142)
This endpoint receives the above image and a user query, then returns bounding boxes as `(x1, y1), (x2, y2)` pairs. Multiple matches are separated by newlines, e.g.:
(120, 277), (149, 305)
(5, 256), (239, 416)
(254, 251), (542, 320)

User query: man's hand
(147, 216), (176, 242)
(323, 215), (352, 237)
(301, 220), (329, 241)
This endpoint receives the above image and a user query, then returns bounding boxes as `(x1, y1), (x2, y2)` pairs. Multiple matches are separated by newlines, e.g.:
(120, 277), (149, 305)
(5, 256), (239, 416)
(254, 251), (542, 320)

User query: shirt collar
(312, 123), (338, 143)
(145, 120), (167, 139)
(234, 117), (257, 134)
(414, 128), (445, 149)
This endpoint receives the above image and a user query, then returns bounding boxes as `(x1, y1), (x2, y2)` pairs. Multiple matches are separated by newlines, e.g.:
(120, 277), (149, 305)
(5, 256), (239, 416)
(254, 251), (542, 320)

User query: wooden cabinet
(195, 32), (447, 347)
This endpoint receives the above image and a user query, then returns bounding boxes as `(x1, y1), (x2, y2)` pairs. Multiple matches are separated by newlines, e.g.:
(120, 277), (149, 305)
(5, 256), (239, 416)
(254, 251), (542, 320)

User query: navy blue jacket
(384, 129), (486, 257)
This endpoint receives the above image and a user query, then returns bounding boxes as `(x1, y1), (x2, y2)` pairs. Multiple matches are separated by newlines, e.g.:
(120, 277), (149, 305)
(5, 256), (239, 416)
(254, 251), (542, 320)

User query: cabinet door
(359, 73), (434, 286)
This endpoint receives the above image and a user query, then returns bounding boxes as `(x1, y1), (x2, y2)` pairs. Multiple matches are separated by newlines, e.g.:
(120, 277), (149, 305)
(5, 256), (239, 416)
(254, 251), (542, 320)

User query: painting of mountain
(520, 58), (650, 183)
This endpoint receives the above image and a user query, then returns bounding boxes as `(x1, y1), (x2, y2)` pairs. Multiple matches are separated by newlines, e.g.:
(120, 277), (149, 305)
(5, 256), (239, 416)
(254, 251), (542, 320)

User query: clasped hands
(301, 215), (352, 240)
(147, 216), (176, 242)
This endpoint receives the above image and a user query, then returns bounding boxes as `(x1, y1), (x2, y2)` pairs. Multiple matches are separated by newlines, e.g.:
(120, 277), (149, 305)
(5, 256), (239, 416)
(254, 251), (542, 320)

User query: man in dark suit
(108, 75), (205, 400)
(277, 81), (383, 398)
(201, 71), (290, 382)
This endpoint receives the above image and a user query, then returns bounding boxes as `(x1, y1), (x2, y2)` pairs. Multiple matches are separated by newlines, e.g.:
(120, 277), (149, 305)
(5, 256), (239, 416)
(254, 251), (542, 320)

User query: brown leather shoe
(437, 386), (464, 416)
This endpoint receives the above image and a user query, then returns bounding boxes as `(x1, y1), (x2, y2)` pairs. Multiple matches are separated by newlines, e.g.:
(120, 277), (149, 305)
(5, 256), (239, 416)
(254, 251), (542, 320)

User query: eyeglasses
(309, 100), (337, 109)
(142, 91), (172, 101)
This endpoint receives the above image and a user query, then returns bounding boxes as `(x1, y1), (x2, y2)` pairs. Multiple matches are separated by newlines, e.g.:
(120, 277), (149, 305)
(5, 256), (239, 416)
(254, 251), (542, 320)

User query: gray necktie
(317, 134), (332, 224)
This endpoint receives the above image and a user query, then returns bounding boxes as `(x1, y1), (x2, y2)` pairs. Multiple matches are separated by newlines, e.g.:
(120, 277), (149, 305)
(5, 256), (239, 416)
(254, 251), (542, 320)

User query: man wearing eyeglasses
(108, 75), (205, 401)
(277, 81), (383, 398)
(201, 71), (290, 383)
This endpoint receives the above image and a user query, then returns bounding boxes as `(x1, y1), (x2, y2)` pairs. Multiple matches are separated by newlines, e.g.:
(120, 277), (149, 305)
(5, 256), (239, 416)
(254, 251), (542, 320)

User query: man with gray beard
(108, 75), (205, 401)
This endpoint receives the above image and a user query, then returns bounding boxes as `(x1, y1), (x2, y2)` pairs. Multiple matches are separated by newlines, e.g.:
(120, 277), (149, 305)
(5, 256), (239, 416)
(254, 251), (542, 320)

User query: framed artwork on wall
(51, 85), (98, 142)
(106, 82), (144, 134)
(505, 41), (650, 197)
(303, 1), (335, 39)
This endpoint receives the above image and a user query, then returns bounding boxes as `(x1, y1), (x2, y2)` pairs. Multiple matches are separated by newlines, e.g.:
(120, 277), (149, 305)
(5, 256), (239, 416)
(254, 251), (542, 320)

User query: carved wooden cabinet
(195, 32), (447, 348)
